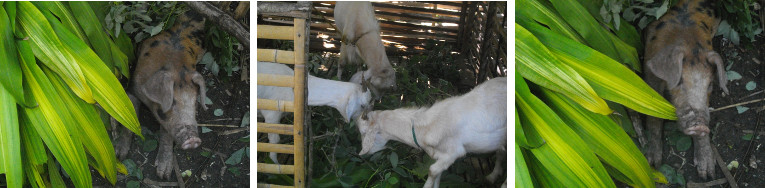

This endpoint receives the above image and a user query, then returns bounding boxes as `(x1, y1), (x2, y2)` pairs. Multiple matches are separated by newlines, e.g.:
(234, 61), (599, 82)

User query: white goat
(356, 77), (507, 188)
(334, 2), (396, 94)
(257, 62), (372, 164)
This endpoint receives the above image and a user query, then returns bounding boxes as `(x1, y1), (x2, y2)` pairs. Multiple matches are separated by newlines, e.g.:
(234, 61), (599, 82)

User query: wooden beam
(257, 163), (295, 174)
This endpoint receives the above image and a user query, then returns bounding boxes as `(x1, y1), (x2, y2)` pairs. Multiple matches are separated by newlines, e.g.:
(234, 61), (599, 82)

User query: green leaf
(69, 1), (119, 74)
(0, 81), (22, 188)
(127, 180), (140, 188)
(516, 23), (612, 115)
(540, 88), (659, 187)
(726, 71), (742, 81)
(225, 147), (246, 165)
(204, 96), (213, 105)
(516, 75), (615, 187)
(201, 127), (212, 133)
(17, 1), (94, 103)
(143, 139), (158, 152)
(387, 176), (399, 184)
(0, 7), (25, 106)
(746, 81), (756, 91)
(241, 111), (250, 127)
(742, 133), (754, 141)
(44, 66), (119, 184)
(516, 144), (534, 188)
(737, 106), (749, 114)
(228, 167), (241, 176)
(676, 136), (691, 151)
(389, 152), (399, 167)
(526, 22), (676, 120)
(46, 9), (142, 138)
(214, 109), (224, 116)
(20, 50), (91, 187)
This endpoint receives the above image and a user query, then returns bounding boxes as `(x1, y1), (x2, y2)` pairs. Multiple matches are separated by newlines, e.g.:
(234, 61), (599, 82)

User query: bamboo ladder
(256, 3), (310, 187)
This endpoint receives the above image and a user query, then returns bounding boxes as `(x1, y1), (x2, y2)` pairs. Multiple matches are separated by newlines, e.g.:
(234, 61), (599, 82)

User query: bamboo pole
(257, 122), (295, 135)
(257, 163), (295, 174)
(257, 25), (295, 40)
(257, 99), (294, 112)
(292, 17), (307, 188)
(257, 49), (296, 64)
(257, 183), (294, 188)
(257, 74), (295, 87)
(257, 143), (295, 154)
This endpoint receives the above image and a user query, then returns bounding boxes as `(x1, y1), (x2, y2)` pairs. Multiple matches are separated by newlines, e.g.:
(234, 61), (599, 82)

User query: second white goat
(257, 62), (372, 164)
(356, 77), (507, 188)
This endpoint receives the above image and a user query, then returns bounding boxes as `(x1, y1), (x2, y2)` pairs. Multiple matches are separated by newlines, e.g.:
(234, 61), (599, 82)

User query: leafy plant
(103, 1), (186, 43)
(715, 0), (762, 45)
(0, 1), (142, 187)
(517, 0), (675, 187)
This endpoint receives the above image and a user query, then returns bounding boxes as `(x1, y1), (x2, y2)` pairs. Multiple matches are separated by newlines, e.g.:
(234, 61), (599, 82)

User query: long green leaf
(516, 23), (612, 115)
(0, 84), (21, 188)
(0, 6), (25, 106)
(517, 75), (614, 187)
(541, 88), (659, 187)
(17, 1), (94, 103)
(549, 0), (641, 71)
(44, 66), (118, 184)
(515, 144), (534, 188)
(48, 152), (66, 187)
(526, 23), (677, 120)
(49, 10), (142, 138)
(516, 0), (584, 43)
(69, 1), (118, 74)
(31, 1), (89, 45)
(20, 44), (90, 188)
(4, 2), (16, 32)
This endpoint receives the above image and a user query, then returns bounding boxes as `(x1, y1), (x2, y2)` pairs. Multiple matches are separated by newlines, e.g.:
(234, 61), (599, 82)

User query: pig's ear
(191, 72), (208, 110)
(142, 71), (174, 113)
(646, 45), (686, 89)
(707, 51), (729, 94)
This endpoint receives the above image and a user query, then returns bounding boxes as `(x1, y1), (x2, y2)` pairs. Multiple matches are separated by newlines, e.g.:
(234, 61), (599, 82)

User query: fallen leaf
(201, 127), (212, 133)
(241, 111), (250, 127)
(737, 106), (749, 114)
(746, 81), (757, 91)
(727, 71), (742, 81)
(214, 109), (223, 116)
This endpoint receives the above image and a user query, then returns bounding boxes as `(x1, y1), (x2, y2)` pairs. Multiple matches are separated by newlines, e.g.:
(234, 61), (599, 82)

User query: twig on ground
(201, 147), (229, 160)
(712, 146), (738, 188)
(203, 118), (242, 122)
(173, 155), (186, 188)
(143, 178), (179, 187)
(742, 90), (765, 100)
(711, 97), (765, 113)
(198, 124), (238, 128)
(687, 178), (728, 188)
(218, 127), (249, 136)
(742, 130), (765, 136)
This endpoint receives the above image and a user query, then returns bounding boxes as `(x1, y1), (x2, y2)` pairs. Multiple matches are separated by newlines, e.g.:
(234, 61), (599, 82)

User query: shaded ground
(94, 68), (250, 187)
(654, 35), (765, 187)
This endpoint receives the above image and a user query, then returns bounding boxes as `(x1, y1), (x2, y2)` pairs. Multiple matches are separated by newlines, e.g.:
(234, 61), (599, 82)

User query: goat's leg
(263, 111), (282, 164)
(486, 150), (505, 183)
(268, 133), (280, 164)
(424, 155), (458, 188)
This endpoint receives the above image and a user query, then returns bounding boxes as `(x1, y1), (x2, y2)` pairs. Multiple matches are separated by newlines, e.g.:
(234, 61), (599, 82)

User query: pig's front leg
(115, 93), (141, 159)
(645, 116), (664, 167)
(693, 135), (715, 179)
(155, 128), (175, 179)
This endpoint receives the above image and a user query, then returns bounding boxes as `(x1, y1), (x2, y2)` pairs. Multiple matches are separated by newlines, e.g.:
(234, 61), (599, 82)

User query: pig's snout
(682, 120), (710, 136)
(182, 137), (201, 150)
(174, 124), (201, 150)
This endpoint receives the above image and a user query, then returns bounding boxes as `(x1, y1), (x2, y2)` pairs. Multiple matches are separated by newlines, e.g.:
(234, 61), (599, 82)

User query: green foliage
(619, 0), (672, 30)
(715, 0), (762, 45)
(103, 1), (186, 43)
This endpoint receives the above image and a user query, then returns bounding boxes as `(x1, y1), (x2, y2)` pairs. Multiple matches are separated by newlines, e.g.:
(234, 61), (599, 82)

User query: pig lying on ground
(334, 2), (396, 96)
(113, 11), (208, 179)
(643, 0), (728, 179)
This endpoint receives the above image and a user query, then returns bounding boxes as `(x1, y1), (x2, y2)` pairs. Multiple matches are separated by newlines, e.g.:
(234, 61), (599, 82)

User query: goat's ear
(707, 51), (729, 94)
(191, 72), (209, 110)
(646, 45), (686, 89)
(141, 71), (174, 113)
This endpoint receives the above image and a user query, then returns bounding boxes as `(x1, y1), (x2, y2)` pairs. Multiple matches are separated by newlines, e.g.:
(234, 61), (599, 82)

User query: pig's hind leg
(693, 135), (715, 179)
(155, 128), (175, 179)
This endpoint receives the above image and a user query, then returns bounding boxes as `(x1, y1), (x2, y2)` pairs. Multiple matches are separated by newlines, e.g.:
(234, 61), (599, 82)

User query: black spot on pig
(655, 21), (666, 30)
(156, 107), (167, 120)
(144, 52), (150, 57)
(151, 41), (160, 47)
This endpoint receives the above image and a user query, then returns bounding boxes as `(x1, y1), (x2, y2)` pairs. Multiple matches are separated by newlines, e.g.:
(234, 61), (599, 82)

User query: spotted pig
(113, 11), (208, 179)
(643, 0), (728, 179)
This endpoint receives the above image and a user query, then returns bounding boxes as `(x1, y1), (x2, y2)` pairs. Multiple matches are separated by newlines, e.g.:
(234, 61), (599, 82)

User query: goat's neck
(306, 75), (355, 113)
(355, 31), (391, 70)
(375, 108), (430, 150)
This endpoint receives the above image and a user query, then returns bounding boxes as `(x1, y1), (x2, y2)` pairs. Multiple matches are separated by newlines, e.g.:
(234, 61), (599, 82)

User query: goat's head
(356, 107), (387, 155)
(343, 84), (373, 123)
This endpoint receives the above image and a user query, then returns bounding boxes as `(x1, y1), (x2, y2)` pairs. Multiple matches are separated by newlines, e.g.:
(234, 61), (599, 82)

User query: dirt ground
(653, 35), (765, 187)
(93, 67), (250, 187)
